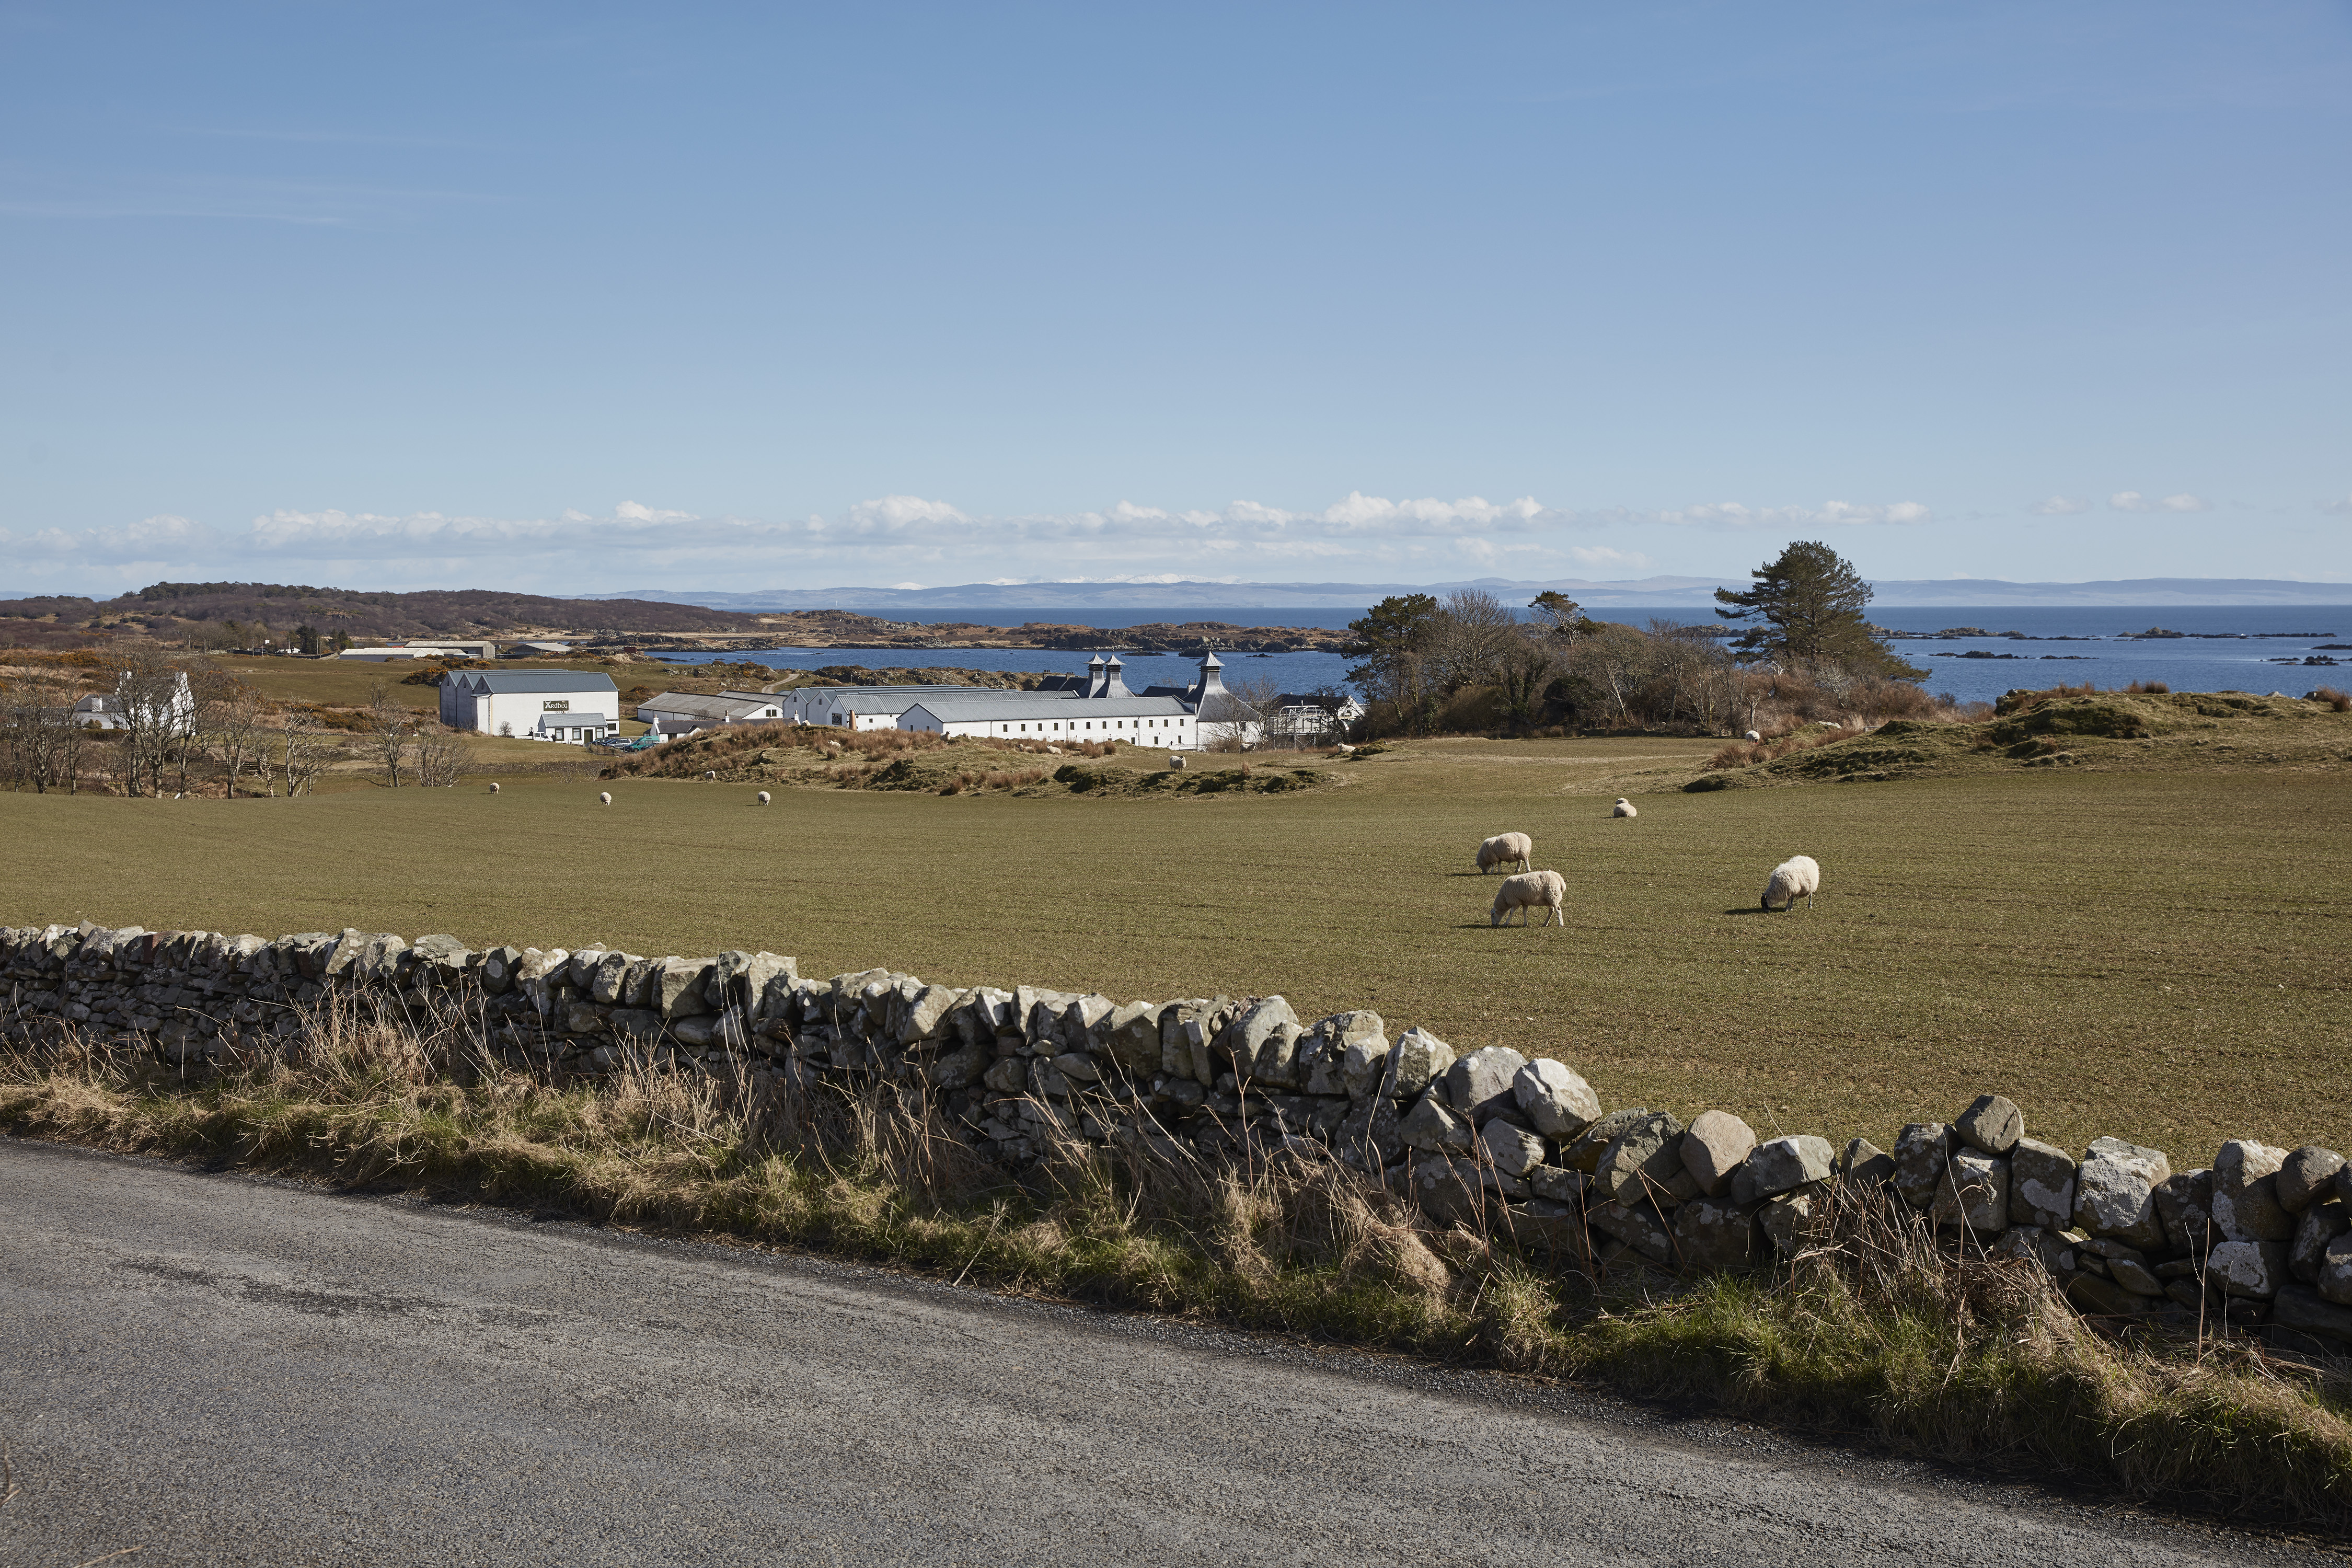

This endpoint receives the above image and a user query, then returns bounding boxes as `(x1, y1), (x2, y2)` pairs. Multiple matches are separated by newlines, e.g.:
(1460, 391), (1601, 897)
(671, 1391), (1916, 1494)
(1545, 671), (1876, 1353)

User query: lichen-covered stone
(1932, 1150), (2010, 1234)
(1563, 1108), (1652, 1173)
(1674, 1196), (1759, 1271)
(1398, 1090), (1474, 1155)
(1595, 1111), (1688, 1204)
(1443, 1046), (1530, 1126)
(2291, 1200), (2348, 1285)
(1743, 1135), (1835, 1200)
(1383, 1027), (1455, 1102)
(2073, 1136), (2170, 1250)
(2207, 1238), (2290, 1299)
(1479, 1118), (1548, 1179)
(2213, 1139), (2293, 1243)
(2009, 1138), (2078, 1231)
(1892, 1123), (1955, 1210)
(2278, 1146), (2346, 1214)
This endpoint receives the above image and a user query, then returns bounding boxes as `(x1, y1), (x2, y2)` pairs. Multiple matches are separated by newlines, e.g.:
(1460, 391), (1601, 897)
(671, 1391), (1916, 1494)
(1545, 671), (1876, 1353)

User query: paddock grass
(5, 734), (2349, 1163)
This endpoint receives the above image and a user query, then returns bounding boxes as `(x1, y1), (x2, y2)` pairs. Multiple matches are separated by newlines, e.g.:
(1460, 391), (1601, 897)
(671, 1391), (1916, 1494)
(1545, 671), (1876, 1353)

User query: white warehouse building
(440, 669), (621, 744)
(779, 652), (1233, 748)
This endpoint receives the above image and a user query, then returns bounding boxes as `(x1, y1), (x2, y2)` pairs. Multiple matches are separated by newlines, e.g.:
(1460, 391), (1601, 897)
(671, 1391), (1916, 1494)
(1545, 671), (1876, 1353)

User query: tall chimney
(1102, 654), (1129, 698)
(1085, 654), (1106, 699)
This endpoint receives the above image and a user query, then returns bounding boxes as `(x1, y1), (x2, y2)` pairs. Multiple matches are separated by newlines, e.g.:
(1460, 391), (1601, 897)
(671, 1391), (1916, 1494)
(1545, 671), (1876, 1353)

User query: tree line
(1341, 540), (1938, 737)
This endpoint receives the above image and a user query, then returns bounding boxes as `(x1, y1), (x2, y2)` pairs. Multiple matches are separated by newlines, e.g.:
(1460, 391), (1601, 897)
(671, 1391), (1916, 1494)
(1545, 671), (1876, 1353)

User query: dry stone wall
(8, 919), (2352, 1355)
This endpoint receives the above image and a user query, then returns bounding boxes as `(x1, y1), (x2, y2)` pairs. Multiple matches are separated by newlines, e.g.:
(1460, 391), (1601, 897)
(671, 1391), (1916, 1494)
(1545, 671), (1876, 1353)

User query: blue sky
(3, 2), (2347, 597)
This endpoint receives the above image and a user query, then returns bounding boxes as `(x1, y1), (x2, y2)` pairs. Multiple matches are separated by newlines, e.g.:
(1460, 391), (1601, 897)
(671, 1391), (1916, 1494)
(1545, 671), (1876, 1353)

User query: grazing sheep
(704, 770), (717, 780)
(1169, 753), (1186, 769)
(597, 791), (613, 806)
(1744, 729), (1762, 742)
(1612, 797), (1638, 818)
(1477, 832), (1534, 874)
(755, 790), (771, 804)
(488, 782), (500, 794)
(1491, 870), (1567, 927)
(1761, 854), (1820, 912)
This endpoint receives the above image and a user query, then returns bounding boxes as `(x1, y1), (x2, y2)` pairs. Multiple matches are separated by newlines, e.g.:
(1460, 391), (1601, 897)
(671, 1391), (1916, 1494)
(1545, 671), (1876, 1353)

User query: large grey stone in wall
(1100, 1001), (1163, 1075)
(1564, 1108), (1651, 1174)
(1892, 1123), (1955, 1210)
(2291, 1200), (2348, 1285)
(2272, 1284), (2352, 1345)
(1399, 1091), (1473, 1155)
(1761, 1186), (1828, 1259)
(1227, 997), (1302, 1087)
(1411, 1156), (1490, 1228)
(1681, 1111), (1756, 1197)
(1675, 1197), (1759, 1271)
(1480, 1119), (1547, 1180)
(2278, 1147), (2345, 1213)
(1442, 1046), (1527, 1125)
(901, 984), (967, 1046)
(1589, 1199), (1674, 1264)
(2212, 1139), (2292, 1243)
(2317, 1232), (2352, 1307)
(1839, 1138), (1895, 1192)
(1932, 1151), (2010, 1234)
(2157, 1170), (2214, 1258)
(2009, 1138), (2078, 1231)
(1385, 1028), (1456, 1102)
(1596, 1111), (1687, 1204)
(1299, 1011), (1385, 1098)
(931, 1041), (989, 1091)
(587, 950), (633, 1006)
(1060, 993), (1115, 1052)
(1529, 1167), (1587, 1204)
(656, 958), (711, 1020)
(1334, 1095), (1402, 1171)
(2206, 1239), (2289, 1299)
(1513, 1059), (1600, 1140)
(1952, 1093), (2023, 1155)
(2073, 1137), (2171, 1249)
(1744, 1136), (1834, 1200)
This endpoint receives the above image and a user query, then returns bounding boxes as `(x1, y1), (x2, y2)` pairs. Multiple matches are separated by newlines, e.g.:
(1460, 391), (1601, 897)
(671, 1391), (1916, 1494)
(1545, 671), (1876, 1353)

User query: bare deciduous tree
(411, 725), (470, 788)
(366, 682), (412, 788)
(275, 717), (332, 797)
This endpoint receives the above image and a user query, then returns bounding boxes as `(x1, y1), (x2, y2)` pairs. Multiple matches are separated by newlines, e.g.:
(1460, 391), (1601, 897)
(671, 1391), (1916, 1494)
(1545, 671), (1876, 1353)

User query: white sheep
(1169, 753), (1186, 769)
(1611, 797), (1638, 818)
(597, 791), (613, 806)
(1490, 870), (1566, 927)
(1744, 729), (1762, 742)
(755, 790), (771, 804)
(1761, 855), (1820, 912)
(1477, 832), (1534, 874)
(704, 770), (717, 780)
(488, 781), (500, 794)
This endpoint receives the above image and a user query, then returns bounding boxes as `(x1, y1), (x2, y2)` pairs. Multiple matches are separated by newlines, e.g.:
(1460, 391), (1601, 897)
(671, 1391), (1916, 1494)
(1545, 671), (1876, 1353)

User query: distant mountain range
(589, 575), (2352, 611)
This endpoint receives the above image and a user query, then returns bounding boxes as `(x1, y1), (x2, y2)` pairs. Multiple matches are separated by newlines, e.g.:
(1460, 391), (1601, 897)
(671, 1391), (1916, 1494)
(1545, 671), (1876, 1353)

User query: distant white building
(635, 689), (785, 736)
(74, 670), (197, 733)
(440, 670), (621, 744)
(776, 651), (1263, 750)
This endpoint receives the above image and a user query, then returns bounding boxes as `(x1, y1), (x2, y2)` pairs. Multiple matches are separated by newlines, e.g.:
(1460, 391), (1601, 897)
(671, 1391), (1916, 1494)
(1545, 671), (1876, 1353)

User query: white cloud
(1647, 499), (1931, 528)
(2319, 494), (2352, 517)
(2109, 490), (2211, 513)
(2030, 496), (2092, 515)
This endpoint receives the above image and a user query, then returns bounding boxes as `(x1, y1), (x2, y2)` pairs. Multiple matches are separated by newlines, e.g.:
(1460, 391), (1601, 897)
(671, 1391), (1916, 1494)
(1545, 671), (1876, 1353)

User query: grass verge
(8, 1001), (2352, 1530)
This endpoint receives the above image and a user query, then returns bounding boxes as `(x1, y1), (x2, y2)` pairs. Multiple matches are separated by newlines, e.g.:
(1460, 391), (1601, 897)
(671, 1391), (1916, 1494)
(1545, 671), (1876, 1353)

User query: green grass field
(6, 735), (2347, 1163)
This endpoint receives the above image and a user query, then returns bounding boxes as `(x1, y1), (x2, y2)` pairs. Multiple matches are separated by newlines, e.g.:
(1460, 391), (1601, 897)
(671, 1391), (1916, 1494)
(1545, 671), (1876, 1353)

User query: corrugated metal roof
(636, 691), (778, 720)
(468, 671), (618, 694)
(901, 695), (1193, 724)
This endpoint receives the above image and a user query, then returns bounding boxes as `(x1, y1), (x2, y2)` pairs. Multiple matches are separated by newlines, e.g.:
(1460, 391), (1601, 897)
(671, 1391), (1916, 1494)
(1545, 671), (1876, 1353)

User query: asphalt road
(1, 1138), (2337, 1567)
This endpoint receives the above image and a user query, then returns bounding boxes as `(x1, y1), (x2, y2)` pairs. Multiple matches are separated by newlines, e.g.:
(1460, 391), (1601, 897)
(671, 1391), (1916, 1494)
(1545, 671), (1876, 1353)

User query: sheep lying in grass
(1761, 854), (1820, 912)
(597, 791), (613, 806)
(1744, 729), (1762, 742)
(1612, 797), (1638, 818)
(1491, 870), (1566, 927)
(1477, 832), (1534, 874)
(755, 790), (771, 804)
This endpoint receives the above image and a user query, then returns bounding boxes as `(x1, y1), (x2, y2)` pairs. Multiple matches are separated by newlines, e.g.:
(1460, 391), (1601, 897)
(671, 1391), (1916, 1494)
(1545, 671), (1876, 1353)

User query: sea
(651, 604), (2352, 707)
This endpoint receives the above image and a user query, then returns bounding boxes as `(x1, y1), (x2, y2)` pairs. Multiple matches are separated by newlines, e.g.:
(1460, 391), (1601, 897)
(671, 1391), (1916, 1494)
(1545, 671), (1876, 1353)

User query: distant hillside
(590, 575), (2352, 612)
(0, 581), (766, 647)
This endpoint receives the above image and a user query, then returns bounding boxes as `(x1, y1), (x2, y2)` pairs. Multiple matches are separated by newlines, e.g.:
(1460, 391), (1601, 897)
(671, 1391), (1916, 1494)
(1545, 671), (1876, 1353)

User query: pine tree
(1713, 540), (1924, 677)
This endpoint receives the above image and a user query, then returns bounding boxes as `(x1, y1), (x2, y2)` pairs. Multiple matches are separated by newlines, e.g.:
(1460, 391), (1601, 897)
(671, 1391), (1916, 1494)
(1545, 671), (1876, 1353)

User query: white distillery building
(440, 670), (621, 744)
(635, 689), (785, 736)
(779, 652), (1238, 748)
